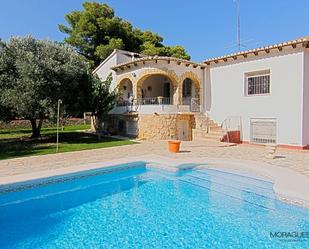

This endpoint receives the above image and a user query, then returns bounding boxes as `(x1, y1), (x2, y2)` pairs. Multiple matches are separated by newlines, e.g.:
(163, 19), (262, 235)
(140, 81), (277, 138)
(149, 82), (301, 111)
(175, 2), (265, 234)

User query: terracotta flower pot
(168, 140), (181, 153)
(227, 130), (241, 143)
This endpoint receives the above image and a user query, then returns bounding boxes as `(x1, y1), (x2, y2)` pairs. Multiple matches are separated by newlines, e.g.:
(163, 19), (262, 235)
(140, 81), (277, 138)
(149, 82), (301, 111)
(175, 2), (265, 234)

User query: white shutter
(250, 119), (277, 144)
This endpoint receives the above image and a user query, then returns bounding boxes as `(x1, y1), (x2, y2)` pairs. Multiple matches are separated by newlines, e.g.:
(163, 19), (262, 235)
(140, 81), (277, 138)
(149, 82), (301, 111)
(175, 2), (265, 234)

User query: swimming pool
(1, 163), (309, 249)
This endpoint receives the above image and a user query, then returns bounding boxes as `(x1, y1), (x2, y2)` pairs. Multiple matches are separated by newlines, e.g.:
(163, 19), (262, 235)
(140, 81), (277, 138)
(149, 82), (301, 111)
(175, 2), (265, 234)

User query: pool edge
(0, 155), (308, 209)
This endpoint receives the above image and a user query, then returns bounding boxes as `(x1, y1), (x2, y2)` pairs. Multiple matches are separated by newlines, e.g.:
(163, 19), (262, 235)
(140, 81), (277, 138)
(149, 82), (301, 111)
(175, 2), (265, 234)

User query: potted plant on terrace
(168, 134), (181, 153)
(168, 140), (181, 153)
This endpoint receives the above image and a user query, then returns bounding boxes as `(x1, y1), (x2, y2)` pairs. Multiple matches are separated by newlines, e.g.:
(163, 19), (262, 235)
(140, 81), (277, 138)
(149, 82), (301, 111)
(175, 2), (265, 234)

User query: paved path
(0, 140), (309, 178)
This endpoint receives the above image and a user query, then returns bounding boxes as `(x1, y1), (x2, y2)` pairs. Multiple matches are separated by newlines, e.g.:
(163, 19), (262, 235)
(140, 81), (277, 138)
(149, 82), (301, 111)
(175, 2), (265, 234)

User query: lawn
(0, 125), (136, 160)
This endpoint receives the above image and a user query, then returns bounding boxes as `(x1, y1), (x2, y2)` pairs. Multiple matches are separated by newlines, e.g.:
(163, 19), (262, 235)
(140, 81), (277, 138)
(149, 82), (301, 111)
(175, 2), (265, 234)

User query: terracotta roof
(111, 56), (205, 71)
(203, 36), (309, 65)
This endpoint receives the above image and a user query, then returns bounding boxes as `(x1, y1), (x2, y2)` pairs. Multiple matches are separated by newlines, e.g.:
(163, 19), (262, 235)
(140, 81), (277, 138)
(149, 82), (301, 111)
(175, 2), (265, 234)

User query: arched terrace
(117, 78), (133, 105)
(182, 78), (198, 105)
(136, 73), (178, 105)
(180, 72), (201, 106)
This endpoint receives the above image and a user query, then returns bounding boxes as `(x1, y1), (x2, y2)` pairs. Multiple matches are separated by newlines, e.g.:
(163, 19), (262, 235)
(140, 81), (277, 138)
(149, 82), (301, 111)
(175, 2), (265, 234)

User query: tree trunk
(91, 115), (102, 141)
(30, 118), (43, 139)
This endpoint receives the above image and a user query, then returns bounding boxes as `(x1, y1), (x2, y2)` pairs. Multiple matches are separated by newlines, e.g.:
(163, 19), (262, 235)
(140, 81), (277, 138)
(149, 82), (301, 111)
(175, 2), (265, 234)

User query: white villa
(94, 37), (309, 150)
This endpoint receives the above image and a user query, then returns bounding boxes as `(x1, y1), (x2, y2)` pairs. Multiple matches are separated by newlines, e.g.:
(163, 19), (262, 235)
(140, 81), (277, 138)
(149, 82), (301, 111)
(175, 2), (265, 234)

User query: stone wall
(138, 114), (178, 140)
(138, 113), (195, 140)
(107, 113), (196, 140)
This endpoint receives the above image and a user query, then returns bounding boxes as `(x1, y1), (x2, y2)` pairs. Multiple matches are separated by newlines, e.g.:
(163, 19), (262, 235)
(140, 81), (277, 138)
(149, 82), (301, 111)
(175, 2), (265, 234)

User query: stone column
(132, 80), (140, 101)
(178, 84), (183, 105)
(173, 84), (180, 105)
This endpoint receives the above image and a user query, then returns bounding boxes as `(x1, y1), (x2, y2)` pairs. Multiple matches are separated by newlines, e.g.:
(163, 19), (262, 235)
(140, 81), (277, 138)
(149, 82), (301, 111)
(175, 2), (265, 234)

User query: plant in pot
(168, 135), (181, 153)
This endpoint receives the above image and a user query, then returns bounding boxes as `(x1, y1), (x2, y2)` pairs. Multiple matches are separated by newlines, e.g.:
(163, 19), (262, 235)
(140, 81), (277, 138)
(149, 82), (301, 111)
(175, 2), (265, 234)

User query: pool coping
(0, 155), (309, 208)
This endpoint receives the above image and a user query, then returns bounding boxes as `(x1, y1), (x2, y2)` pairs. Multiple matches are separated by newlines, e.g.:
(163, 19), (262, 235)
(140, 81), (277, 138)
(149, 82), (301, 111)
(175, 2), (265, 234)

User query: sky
(0, 0), (308, 62)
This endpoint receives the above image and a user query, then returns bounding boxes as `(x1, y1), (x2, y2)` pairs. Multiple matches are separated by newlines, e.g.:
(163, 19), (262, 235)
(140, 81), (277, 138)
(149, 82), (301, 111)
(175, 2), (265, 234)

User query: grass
(0, 125), (137, 160)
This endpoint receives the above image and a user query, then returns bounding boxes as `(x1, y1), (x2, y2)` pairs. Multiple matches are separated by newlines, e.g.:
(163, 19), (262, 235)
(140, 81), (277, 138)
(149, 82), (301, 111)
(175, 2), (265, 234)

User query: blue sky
(0, 0), (308, 62)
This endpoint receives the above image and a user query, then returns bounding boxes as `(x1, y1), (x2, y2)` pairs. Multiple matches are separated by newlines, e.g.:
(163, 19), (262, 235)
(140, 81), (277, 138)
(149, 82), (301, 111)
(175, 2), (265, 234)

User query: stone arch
(117, 74), (135, 88)
(135, 68), (179, 103)
(117, 76), (134, 103)
(179, 71), (201, 103)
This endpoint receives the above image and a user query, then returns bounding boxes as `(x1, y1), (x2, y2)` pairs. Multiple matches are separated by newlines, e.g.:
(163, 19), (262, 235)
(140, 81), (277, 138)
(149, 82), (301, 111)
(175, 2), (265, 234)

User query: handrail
(190, 98), (200, 112)
(221, 116), (242, 142)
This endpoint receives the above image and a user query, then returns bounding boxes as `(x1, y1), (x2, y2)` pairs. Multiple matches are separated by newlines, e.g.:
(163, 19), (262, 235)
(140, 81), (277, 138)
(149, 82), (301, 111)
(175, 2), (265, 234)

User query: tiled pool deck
(0, 140), (309, 178)
(1, 140), (309, 206)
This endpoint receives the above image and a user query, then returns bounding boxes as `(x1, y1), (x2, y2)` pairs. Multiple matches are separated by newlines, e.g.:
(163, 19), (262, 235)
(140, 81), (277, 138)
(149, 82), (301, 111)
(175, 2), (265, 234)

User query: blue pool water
(1, 164), (309, 249)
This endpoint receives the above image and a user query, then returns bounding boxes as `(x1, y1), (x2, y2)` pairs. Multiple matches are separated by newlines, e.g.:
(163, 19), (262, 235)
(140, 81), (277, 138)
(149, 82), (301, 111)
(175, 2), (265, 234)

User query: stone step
(192, 129), (225, 141)
(195, 118), (220, 128)
(193, 135), (222, 142)
(193, 115), (240, 144)
(208, 131), (226, 136)
(203, 133), (224, 139)
(191, 136), (238, 147)
(203, 137), (222, 142)
(209, 126), (224, 132)
(192, 129), (207, 140)
(209, 124), (222, 129)
(193, 115), (227, 141)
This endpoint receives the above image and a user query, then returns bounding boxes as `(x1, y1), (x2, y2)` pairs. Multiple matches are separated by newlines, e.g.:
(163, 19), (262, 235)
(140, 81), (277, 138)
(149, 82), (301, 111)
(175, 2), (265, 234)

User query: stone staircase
(192, 114), (226, 142)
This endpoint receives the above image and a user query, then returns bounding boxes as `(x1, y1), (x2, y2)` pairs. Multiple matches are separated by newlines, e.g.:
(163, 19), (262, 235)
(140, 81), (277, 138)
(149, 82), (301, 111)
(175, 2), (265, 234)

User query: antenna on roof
(225, 0), (255, 51)
(224, 1), (257, 51)
(234, 0), (241, 51)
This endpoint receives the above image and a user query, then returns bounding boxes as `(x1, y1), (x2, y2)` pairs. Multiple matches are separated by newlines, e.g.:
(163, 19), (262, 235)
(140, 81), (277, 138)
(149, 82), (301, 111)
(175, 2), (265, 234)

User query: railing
(114, 97), (202, 114)
(138, 97), (172, 105)
(190, 98), (200, 112)
(115, 99), (139, 112)
(181, 97), (200, 112)
(116, 100), (131, 106)
(116, 97), (172, 113)
(182, 97), (192, 105)
(117, 97), (172, 106)
(221, 116), (242, 143)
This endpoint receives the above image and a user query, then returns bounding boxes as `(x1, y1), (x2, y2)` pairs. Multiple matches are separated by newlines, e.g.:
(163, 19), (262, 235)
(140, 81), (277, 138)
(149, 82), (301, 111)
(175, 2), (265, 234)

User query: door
(163, 82), (170, 99)
(126, 120), (138, 138)
(177, 120), (189, 141)
(182, 78), (192, 105)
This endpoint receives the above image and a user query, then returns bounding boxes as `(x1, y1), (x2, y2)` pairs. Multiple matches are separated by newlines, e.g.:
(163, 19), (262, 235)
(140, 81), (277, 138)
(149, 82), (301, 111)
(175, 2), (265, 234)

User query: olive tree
(0, 36), (92, 138)
(89, 74), (118, 138)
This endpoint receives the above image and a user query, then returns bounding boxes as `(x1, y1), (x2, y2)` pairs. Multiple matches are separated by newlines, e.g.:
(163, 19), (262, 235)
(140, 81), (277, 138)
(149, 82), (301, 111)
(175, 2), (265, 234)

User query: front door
(177, 120), (188, 141)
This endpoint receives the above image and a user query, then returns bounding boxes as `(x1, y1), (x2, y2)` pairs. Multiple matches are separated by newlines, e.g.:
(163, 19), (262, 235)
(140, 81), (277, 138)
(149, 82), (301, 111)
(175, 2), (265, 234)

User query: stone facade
(105, 61), (203, 141)
(138, 113), (196, 140)
(138, 114), (178, 140)
(107, 113), (196, 141)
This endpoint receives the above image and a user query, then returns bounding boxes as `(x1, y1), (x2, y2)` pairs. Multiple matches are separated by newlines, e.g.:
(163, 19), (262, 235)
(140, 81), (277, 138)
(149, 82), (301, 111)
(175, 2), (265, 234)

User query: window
(182, 78), (192, 97)
(245, 70), (270, 96)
